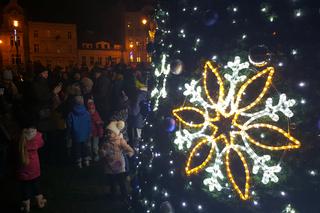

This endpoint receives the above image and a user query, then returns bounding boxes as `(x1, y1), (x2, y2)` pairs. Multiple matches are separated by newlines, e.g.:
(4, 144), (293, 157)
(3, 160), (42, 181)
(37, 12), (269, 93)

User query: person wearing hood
(67, 96), (91, 168)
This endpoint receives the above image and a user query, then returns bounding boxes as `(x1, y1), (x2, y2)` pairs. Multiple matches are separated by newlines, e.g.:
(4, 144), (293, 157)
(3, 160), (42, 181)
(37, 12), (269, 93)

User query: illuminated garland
(151, 55), (170, 111)
(172, 56), (301, 200)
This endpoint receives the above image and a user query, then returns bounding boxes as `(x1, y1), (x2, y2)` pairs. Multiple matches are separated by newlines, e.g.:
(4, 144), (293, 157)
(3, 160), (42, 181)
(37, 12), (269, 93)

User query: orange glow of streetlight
(0, 40), (3, 44)
(129, 43), (134, 48)
(141, 18), (148, 25)
(13, 20), (19, 27)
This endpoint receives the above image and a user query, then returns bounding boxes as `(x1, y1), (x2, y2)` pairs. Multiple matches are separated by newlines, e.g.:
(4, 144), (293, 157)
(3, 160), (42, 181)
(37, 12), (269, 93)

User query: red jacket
(17, 132), (44, 181)
(90, 111), (104, 138)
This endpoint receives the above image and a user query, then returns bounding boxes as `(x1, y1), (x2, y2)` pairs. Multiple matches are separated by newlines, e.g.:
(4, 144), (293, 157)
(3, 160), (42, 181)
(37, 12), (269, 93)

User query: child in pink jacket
(17, 123), (46, 213)
(100, 120), (134, 205)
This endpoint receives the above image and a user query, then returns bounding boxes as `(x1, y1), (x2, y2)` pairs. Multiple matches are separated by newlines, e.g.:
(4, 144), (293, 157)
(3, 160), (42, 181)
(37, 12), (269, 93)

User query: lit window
(129, 51), (134, 62)
(137, 56), (141, 62)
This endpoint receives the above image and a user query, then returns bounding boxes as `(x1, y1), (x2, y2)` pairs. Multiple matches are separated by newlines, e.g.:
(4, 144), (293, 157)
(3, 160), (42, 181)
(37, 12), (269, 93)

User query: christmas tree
(136, 0), (320, 212)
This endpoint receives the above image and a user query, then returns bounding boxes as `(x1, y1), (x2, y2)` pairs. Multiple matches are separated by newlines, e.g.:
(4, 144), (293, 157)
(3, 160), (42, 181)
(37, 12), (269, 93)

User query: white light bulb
(280, 191), (286, 196)
(182, 202), (187, 207)
(212, 55), (218, 60)
(194, 7), (198, 11)
(164, 192), (169, 197)
(178, 87), (182, 91)
(300, 99), (306, 104)
(198, 205), (203, 210)
(260, 133), (265, 138)
(233, 7), (238, 12)
(182, 8), (186, 12)
(278, 62), (283, 67)
(196, 38), (200, 43)
(298, 82), (305, 87)
(295, 9), (302, 17)
(291, 49), (298, 55)
(261, 7), (267, 12)
(242, 34), (247, 39)
(309, 170), (317, 176)
(253, 200), (259, 206)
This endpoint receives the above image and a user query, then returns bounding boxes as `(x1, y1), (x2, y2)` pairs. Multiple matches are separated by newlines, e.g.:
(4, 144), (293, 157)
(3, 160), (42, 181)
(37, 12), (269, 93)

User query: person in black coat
(92, 69), (113, 123)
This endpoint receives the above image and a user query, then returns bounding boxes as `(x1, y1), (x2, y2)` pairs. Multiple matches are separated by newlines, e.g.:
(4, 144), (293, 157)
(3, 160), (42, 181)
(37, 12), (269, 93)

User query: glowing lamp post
(141, 18), (148, 25)
(0, 39), (3, 70)
(12, 20), (19, 66)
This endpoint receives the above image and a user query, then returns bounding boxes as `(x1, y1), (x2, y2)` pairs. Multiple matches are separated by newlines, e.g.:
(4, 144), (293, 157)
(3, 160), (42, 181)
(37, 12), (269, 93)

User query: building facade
(28, 22), (78, 68)
(124, 7), (153, 63)
(0, 0), (27, 68)
(78, 41), (124, 67)
(0, 0), (152, 70)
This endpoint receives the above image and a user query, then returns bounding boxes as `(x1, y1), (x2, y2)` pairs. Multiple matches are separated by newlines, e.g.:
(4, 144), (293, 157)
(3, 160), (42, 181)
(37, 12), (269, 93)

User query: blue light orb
(203, 10), (219, 26)
(165, 117), (176, 132)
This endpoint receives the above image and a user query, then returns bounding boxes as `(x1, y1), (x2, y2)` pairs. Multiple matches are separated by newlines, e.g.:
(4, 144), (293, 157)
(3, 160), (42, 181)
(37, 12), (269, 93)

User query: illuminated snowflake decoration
(172, 56), (301, 200)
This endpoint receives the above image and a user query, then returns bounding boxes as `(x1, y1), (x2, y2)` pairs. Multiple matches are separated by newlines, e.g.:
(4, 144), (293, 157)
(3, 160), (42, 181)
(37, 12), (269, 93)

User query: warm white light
(142, 18), (148, 25)
(13, 20), (19, 27)
(280, 191), (286, 196)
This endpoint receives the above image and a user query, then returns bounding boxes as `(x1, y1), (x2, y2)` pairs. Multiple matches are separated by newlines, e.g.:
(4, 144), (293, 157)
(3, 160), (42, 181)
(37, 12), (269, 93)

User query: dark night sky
(0, 0), (151, 43)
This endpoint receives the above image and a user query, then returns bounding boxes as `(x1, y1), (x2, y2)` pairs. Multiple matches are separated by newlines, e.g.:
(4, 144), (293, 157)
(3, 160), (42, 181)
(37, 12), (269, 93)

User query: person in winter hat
(17, 119), (47, 213)
(100, 120), (134, 206)
(67, 96), (91, 168)
(87, 99), (103, 162)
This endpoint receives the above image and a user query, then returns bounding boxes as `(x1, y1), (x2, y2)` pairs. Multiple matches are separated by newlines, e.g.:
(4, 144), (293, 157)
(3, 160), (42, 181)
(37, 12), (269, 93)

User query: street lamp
(141, 18), (148, 25)
(13, 20), (19, 27)
(0, 39), (3, 70)
(12, 20), (19, 66)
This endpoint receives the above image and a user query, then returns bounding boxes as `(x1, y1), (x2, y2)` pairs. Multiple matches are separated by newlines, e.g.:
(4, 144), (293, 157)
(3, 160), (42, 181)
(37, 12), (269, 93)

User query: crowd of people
(0, 61), (150, 212)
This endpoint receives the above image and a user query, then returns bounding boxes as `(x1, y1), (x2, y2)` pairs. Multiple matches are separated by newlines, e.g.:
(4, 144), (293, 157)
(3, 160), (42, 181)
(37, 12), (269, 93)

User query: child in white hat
(100, 120), (134, 206)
